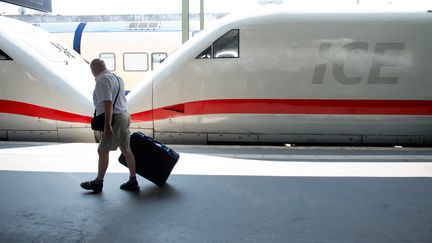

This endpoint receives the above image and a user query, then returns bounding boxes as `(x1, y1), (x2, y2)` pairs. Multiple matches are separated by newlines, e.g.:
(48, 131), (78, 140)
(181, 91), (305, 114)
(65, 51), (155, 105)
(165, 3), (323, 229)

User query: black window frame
(195, 29), (240, 59)
(212, 29), (240, 59)
(196, 46), (212, 59)
(0, 49), (13, 60)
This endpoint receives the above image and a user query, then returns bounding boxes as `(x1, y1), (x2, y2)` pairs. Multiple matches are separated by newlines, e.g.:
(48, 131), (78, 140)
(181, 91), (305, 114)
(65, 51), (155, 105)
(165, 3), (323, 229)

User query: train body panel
(151, 114), (431, 144)
(127, 10), (432, 145)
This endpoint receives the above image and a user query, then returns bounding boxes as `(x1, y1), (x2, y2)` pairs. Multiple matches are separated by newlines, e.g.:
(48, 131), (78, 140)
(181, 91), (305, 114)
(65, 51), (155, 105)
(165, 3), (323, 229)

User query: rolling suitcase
(118, 131), (180, 187)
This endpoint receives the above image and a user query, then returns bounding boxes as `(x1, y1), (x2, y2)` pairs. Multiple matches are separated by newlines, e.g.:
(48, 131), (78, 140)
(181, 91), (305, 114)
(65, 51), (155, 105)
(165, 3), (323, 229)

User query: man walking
(81, 59), (139, 193)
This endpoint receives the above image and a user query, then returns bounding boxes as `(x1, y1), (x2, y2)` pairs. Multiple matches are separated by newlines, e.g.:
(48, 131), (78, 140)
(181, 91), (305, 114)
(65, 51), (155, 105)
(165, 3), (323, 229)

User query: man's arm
(103, 100), (114, 138)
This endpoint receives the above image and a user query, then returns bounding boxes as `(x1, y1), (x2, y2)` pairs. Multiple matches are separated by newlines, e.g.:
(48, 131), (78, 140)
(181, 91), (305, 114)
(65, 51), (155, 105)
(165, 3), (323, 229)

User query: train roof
(0, 16), (50, 36)
(129, 9), (432, 95)
(34, 21), (201, 33)
(30, 9), (432, 34)
(221, 8), (432, 25)
(166, 9), (432, 55)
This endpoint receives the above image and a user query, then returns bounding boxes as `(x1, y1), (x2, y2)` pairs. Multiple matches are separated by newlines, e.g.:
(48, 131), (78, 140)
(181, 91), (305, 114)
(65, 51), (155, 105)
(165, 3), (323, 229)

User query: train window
(148, 22), (160, 30)
(128, 23), (138, 29)
(99, 53), (116, 71)
(213, 29), (239, 58)
(0, 49), (12, 60)
(151, 52), (167, 70)
(124, 52), (148, 71)
(195, 29), (239, 59)
(138, 22), (149, 29)
(196, 46), (212, 59)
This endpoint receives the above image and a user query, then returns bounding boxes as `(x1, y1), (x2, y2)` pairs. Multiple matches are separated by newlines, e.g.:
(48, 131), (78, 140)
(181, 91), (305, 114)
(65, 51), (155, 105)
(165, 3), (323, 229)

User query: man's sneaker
(120, 180), (140, 192)
(80, 180), (103, 193)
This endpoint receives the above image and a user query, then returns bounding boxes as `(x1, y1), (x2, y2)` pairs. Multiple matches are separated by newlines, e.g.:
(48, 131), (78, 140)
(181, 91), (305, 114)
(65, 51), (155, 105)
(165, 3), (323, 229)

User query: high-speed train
(0, 16), (95, 142)
(2, 11), (432, 145)
(35, 21), (201, 90)
(127, 10), (432, 145)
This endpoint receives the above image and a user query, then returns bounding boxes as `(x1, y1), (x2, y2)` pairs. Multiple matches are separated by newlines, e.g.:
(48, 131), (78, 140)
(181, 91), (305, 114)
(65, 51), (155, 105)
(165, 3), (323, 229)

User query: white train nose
(0, 16), (95, 142)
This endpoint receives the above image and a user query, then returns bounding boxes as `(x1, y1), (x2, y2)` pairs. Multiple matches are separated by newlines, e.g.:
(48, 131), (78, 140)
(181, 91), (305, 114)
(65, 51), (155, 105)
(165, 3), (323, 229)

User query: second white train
(127, 10), (432, 145)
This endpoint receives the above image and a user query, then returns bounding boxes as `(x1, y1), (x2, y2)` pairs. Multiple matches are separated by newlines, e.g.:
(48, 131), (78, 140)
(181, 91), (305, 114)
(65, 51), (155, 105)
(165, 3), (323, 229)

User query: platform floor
(0, 142), (432, 242)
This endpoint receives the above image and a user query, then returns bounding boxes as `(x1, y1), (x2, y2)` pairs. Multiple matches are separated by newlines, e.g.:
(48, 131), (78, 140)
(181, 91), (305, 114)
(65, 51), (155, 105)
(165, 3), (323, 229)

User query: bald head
(90, 59), (107, 77)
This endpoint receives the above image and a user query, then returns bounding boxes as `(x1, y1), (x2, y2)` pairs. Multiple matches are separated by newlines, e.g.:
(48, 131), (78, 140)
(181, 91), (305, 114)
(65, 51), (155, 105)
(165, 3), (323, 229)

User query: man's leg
(120, 146), (136, 177)
(97, 146), (110, 181)
(118, 112), (139, 191)
(119, 145), (139, 192)
(80, 145), (108, 193)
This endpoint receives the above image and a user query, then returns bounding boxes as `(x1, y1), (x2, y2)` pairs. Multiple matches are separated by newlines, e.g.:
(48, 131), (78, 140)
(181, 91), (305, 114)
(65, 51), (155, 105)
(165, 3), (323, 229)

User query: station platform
(0, 142), (431, 242)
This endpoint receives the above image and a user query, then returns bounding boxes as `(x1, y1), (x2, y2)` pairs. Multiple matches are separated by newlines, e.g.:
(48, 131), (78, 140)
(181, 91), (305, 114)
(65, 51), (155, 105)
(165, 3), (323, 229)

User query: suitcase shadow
(135, 183), (180, 201)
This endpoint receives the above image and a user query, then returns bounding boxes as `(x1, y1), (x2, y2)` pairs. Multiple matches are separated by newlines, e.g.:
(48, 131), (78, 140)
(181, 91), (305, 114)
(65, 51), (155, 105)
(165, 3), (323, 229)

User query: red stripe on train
(1, 99), (431, 124)
(131, 99), (432, 122)
(0, 99), (92, 123)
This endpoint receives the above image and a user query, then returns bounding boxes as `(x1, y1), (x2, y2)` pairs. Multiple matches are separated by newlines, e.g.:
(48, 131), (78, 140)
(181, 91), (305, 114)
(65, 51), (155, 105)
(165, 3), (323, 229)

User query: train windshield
(0, 49), (12, 60)
(196, 29), (239, 59)
(214, 29), (239, 58)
